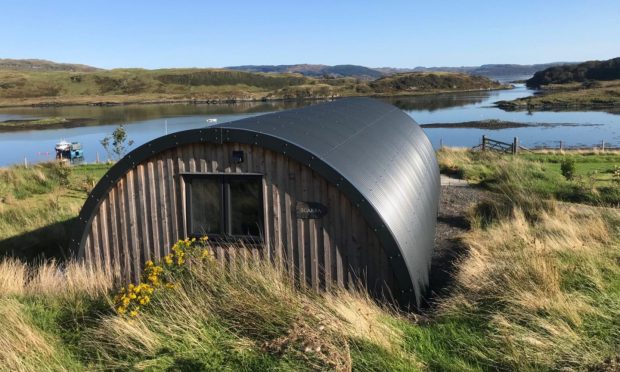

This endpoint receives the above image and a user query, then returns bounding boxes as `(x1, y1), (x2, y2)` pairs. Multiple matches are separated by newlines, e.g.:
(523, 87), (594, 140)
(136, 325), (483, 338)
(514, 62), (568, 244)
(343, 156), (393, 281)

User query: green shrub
(560, 158), (576, 180)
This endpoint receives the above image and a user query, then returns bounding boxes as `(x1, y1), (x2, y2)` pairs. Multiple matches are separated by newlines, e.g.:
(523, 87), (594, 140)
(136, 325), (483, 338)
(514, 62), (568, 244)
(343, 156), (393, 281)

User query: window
(185, 174), (263, 240)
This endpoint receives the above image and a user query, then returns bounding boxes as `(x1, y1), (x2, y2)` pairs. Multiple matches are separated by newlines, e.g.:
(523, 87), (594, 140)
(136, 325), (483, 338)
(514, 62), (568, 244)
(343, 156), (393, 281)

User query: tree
(101, 125), (134, 161)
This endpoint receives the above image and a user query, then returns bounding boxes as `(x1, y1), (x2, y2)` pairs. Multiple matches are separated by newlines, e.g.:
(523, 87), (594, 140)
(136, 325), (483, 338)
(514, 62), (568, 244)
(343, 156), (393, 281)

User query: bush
(560, 158), (576, 180)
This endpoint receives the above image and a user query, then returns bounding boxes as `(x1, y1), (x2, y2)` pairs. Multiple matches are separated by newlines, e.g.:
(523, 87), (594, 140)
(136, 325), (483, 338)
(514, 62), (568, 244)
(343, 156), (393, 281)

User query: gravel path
(423, 183), (487, 306)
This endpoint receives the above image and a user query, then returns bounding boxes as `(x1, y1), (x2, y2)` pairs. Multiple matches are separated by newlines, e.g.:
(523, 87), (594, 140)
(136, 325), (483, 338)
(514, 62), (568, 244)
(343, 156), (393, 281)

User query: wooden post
(601, 140), (605, 151)
(560, 140), (564, 151)
(513, 137), (519, 155)
(481, 135), (486, 151)
(24, 157), (28, 168)
(439, 137), (443, 150)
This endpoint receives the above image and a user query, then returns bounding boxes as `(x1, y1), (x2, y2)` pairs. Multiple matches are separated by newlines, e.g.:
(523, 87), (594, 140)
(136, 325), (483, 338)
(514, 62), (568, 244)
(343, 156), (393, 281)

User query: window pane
(229, 177), (262, 237)
(190, 178), (221, 235)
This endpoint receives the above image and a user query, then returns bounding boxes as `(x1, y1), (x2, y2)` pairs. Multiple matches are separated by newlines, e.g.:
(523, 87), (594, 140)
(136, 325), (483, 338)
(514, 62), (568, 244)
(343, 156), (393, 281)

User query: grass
(438, 148), (620, 207)
(0, 151), (618, 370)
(0, 162), (111, 260)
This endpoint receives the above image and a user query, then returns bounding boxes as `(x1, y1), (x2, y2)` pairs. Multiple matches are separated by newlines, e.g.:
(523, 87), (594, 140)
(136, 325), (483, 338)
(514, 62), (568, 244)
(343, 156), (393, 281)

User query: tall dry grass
(0, 299), (70, 372)
(0, 258), (112, 298)
(86, 257), (417, 371)
(442, 203), (620, 369)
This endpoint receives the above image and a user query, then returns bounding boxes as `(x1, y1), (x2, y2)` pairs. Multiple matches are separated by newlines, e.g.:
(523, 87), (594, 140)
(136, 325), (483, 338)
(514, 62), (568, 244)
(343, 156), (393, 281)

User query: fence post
(560, 140), (564, 151)
(513, 137), (519, 155)
(481, 135), (486, 151)
(439, 137), (443, 150)
(601, 140), (605, 151)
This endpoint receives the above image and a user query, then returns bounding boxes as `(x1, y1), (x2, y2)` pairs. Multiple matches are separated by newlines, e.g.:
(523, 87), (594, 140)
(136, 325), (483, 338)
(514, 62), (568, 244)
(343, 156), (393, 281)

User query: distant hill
(0, 64), (507, 107)
(0, 58), (100, 72)
(229, 63), (573, 83)
(526, 57), (620, 87)
(369, 72), (503, 94)
(226, 64), (382, 80)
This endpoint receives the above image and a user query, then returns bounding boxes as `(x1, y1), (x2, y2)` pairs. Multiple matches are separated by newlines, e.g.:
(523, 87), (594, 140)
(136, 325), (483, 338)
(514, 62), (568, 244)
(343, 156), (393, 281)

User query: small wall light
(232, 150), (244, 164)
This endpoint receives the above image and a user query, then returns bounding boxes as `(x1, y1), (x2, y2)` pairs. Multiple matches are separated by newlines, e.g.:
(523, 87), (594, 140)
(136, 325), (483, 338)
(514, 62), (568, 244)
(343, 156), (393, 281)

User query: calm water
(0, 85), (619, 166)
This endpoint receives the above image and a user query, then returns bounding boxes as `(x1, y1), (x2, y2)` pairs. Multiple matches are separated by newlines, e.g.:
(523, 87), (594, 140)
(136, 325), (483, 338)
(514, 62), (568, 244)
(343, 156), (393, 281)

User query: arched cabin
(72, 98), (440, 307)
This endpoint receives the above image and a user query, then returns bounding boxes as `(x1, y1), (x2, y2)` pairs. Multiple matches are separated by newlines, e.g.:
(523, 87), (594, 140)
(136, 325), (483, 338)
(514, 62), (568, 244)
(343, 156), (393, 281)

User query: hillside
(526, 57), (620, 87)
(0, 58), (99, 72)
(226, 64), (383, 80)
(369, 72), (503, 94)
(0, 67), (508, 108)
(497, 57), (620, 111)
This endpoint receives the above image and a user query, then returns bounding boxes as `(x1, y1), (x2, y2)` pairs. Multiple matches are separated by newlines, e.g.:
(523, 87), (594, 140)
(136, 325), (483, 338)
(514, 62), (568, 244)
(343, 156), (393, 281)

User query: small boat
(55, 140), (84, 161)
(206, 118), (218, 123)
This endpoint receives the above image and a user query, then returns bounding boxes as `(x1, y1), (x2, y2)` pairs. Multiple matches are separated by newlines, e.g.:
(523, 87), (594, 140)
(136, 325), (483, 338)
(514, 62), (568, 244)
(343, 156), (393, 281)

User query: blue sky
(1, 0), (618, 69)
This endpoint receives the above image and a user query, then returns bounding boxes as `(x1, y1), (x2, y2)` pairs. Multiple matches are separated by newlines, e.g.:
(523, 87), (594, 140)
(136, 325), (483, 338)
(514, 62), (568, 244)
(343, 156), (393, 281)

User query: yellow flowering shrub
(113, 236), (213, 317)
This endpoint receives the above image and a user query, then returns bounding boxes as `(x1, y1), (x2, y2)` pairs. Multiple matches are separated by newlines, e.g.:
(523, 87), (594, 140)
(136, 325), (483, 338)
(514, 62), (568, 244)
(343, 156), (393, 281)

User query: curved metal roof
(72, 97), (439, 307)
(215, 98), (440, 305)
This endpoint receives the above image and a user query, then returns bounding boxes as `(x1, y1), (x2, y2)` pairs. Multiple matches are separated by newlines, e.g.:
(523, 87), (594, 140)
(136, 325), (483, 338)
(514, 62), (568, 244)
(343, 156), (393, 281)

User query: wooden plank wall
(83, 142), (397, 295)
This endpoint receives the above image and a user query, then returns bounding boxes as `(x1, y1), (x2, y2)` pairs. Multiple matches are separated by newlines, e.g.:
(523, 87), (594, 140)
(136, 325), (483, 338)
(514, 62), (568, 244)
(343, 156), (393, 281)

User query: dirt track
(424, 184), (487, 307)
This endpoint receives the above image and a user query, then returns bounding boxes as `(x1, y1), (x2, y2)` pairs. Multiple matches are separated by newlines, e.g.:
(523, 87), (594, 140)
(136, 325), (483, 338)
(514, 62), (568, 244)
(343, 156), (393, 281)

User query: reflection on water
(380, 90), (490, 111)
(0, 85), (619, 166)
(0, 100), (308, 127)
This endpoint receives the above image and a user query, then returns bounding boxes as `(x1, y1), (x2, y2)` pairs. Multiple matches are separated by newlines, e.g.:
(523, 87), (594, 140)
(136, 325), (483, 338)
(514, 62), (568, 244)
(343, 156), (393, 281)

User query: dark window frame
(183, 173), (264, 243)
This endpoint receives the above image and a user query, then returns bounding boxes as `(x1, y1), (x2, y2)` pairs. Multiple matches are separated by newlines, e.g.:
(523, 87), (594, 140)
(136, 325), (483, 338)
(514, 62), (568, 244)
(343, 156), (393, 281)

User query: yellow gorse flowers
(113, 236), (212, 317)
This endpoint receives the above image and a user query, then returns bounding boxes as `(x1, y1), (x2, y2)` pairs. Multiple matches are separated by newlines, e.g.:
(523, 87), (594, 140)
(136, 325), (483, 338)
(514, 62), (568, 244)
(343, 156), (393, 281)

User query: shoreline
(0, 86), (512, 109)
(421, 119), (529, 130)
(494, 80), (620, 112)
(0, 117), (94, 131)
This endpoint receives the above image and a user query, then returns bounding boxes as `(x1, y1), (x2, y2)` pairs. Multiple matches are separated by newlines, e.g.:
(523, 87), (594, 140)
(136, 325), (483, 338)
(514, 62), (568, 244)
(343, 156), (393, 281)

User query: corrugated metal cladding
(214, 98), (440, 304)
(73, 97), (439, 307)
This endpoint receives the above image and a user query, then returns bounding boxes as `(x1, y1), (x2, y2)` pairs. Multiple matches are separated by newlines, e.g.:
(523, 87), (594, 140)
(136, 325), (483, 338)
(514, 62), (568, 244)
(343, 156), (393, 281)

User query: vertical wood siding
(83, 143), (397, 295)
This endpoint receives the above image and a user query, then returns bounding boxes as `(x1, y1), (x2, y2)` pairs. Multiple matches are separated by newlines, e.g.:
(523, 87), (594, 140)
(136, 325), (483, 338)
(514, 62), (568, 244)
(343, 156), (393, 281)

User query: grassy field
(0, 162), (111, 260)
(0, 68), (507, 110)
(439, 149), (620, 206)
(0, 152), (619, 371)
(496, 80), (620, 110)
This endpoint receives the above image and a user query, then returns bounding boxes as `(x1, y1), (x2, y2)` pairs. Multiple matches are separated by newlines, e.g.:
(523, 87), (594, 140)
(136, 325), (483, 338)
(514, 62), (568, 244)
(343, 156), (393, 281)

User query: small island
(496, 57), (620, 111)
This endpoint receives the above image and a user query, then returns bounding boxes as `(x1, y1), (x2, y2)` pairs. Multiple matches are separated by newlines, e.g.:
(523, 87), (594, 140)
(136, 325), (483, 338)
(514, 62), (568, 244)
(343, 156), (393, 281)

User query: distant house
(72, 98), (439, 307)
